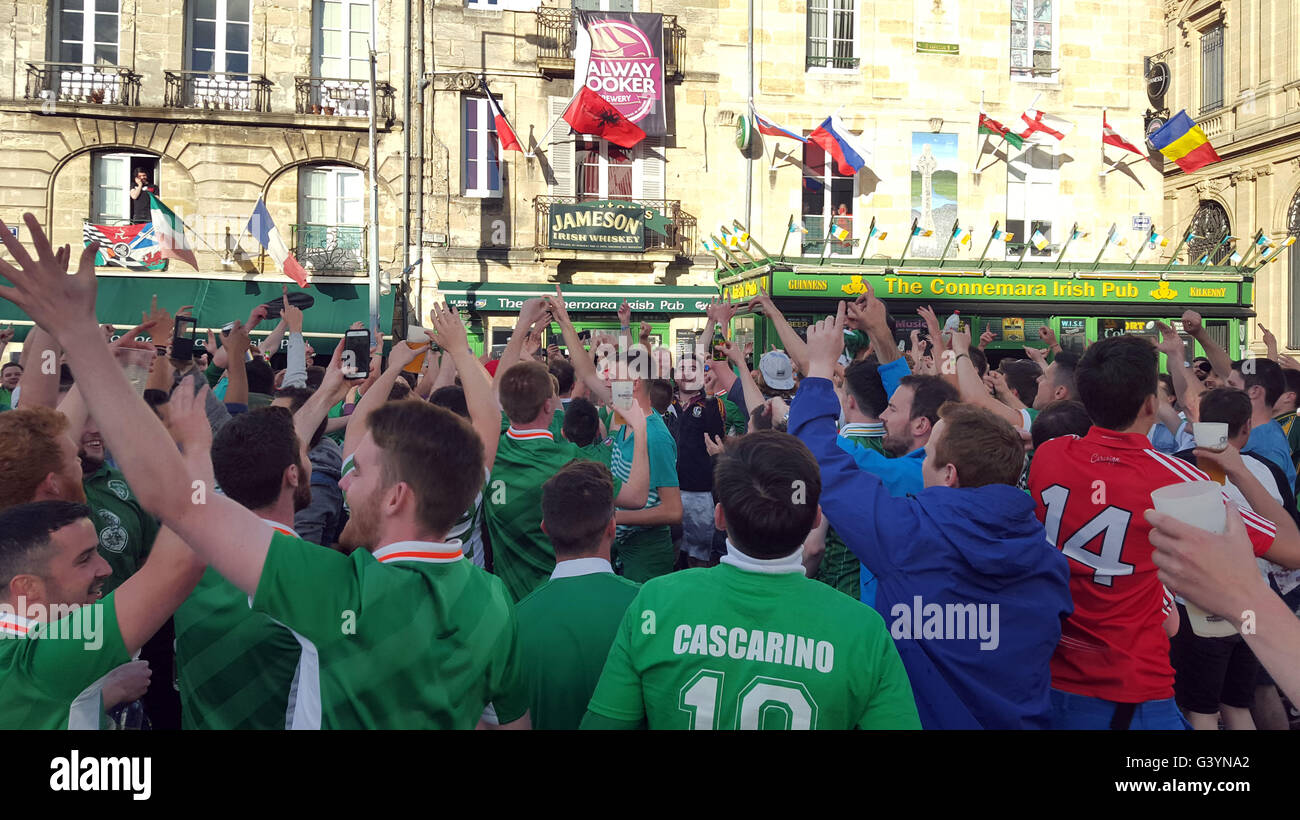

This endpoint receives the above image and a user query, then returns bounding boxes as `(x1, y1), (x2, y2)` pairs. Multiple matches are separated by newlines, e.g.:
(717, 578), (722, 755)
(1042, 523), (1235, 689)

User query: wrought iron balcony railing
(25, 62), (142, 106)
(536, 9), (685, 77)
(535, 197), (696, 255)
(290, 223), (366, 274)
(164, 70), (273, 112)
(805, 54), (860, 70)
(294, 77), (396, 124)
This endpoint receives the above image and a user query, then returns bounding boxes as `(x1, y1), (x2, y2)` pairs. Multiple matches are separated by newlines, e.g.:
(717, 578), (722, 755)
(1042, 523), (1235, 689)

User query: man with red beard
(173, 405), (318, 729)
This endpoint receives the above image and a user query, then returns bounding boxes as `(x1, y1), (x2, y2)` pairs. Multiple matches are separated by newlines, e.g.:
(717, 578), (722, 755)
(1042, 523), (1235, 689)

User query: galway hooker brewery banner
(580, 13), (666, 137)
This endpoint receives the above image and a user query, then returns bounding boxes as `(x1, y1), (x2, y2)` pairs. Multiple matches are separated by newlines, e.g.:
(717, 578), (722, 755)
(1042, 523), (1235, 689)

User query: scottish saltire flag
(752, 107), (808, 143)
(1031, 230), (1048, 250)
(954, 226), (971, 245)
(248, 198), (310, 288)
(830, 224), (850, 241)
(809, 115), (869, 176)
(82, 222), (166, 270)
(147, 193), (198, 271)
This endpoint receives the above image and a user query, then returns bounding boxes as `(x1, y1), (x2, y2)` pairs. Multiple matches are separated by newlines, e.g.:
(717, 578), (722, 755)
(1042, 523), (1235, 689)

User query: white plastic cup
(1150, 481), (1237, 637)
(1193, 422), (1229, 451)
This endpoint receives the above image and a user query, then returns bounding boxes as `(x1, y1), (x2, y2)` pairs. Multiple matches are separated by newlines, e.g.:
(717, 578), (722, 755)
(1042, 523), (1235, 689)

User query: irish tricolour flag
(147, 193), (198, 271)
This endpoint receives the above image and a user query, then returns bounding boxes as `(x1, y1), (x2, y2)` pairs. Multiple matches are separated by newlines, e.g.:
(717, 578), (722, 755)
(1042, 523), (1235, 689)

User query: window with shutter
(637, 136), (664, 202)
(547, 95), (574, 196)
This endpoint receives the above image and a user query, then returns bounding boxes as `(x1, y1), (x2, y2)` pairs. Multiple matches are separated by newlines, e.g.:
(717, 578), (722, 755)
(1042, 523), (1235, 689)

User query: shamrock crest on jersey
(106, 479), (131, 501)
(96, 509), (129, 553)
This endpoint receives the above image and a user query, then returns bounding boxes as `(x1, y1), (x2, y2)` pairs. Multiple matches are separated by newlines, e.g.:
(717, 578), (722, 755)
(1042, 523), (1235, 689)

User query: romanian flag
(1148, 110), (1221, 173)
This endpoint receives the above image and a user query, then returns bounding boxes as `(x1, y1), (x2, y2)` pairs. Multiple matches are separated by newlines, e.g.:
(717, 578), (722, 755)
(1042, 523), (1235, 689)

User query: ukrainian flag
(1149, 110), (1221, 173)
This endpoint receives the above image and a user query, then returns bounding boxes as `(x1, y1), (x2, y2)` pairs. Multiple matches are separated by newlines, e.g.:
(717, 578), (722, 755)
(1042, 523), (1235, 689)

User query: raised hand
(1152, 320), (1184, 359)
(141, 294), (174, 344)
(426, 301), (469, 354)
(804, 301), (847, 378)
(224, 319), (251, 357)
(282, 292), (304, 334)
(948, 324), (972, 355)
(1181, 309), (1204, 337)
(1259, 323), (1279, 359)
(979, 325), (995, 350)
(0, 215), (96, 342)
(617, 300), (632, 328)
(916, 305), (942, 343)
(1038, 325), (1058, 348)
(167, 373), (214, 455)
(387, 338), (426, 371)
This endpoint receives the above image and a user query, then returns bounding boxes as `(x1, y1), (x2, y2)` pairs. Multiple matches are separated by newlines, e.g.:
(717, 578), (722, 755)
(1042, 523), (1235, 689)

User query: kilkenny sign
(548, 201), (647, 251)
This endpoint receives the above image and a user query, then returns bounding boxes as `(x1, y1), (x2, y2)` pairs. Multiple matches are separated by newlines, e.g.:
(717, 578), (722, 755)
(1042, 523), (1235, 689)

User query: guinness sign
(1146, 61), (1170, 103)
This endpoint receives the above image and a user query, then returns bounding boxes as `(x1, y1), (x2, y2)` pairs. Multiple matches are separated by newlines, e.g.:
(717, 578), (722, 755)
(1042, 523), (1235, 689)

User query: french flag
(248, 198), (309, 288)
(752, 107), (807, 143)
(808, 114), (869, 176)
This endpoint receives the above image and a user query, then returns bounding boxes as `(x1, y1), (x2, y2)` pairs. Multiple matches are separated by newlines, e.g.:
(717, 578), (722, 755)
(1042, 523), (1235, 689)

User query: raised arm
(850, 282), (900, 365)
(16, 324), (62, 409)
(610, 407), (649, 511)
(1156, 320), (1203, 421)
(221, 320), (250, 408)
(280, 295), (308, 389)
(548, 288), (613, 405)
(0, 214), (274, 594)
(748, 287), (810, 373)
(427, 301), (502, 471)
(1182, 309), (1232, 379)
(342, 340), (424, 460)
(724, 340), (764, 424)
(494, 298), (550, 384)
(293, 340), (351, 448)
(949, 326), (1026, 428)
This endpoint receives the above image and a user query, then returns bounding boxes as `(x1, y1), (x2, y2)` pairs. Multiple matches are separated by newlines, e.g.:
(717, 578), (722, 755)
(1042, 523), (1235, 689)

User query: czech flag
(1149, 110), (1221, 173)
(808, 115), (869, 176)
(248, 198), (309, 288)
(752, 107), (808, 143)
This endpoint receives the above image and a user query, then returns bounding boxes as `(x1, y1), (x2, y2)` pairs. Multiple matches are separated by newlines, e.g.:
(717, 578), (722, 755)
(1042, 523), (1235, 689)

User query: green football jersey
(486, 426), (619, 602)
(251, 531), (528, 729)
(175, 522), (306, 731)
(0, 595), (131, 729)
(585, 560), (920, 730)
(83, 464), (159, 595)
(517, 565), (639, 730)
(713, 391), (748, 437)
(610, 410), (678, 543)
(814, 427), (885, 597)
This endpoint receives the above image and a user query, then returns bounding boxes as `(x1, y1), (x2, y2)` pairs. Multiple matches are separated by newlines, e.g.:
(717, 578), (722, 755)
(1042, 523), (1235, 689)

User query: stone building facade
(1156, 0), (1300, 352)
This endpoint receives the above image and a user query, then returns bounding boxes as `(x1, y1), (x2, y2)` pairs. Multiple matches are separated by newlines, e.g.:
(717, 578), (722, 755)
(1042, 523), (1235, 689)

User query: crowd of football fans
(1, 213), (1299, 730)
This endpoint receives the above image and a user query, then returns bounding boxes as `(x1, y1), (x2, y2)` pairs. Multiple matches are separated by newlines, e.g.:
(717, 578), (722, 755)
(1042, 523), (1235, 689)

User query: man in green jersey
(514, 461), (639, 729)
(78, 421), (159, 595)
(487, 298), (649, 602)
(0, 375), (210, 731)
(174, 407), (316, 729)
(811, 360), (888, 600)
(546, 291), (681, 583)
(582, 432), (921, 730)
(0, 219), (530, 729)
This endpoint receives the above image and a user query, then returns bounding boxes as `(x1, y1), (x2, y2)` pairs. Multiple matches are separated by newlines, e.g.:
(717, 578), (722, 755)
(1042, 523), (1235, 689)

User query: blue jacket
(791, 377), (1073, 729)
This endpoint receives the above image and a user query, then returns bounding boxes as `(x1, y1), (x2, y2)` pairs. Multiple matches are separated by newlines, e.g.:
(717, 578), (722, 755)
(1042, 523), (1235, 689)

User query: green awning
(0, 273), (396, 348)
(435, 281), (716, 314)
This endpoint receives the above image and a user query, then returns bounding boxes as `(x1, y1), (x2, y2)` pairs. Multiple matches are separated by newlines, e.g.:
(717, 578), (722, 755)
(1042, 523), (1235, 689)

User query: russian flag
(752, 107), (808, 143)
(808, 114), (869, 176)
(248, 198), (309, 288)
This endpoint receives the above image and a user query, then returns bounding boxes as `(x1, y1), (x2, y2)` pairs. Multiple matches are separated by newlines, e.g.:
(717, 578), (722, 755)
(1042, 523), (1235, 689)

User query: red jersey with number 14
(1028, 428), (1276, 703)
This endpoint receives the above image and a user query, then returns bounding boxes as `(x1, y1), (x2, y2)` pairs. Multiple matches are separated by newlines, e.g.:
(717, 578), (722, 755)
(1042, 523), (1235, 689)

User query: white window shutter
(637, 136), (664, 202)
(547, 96), (574, 196)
